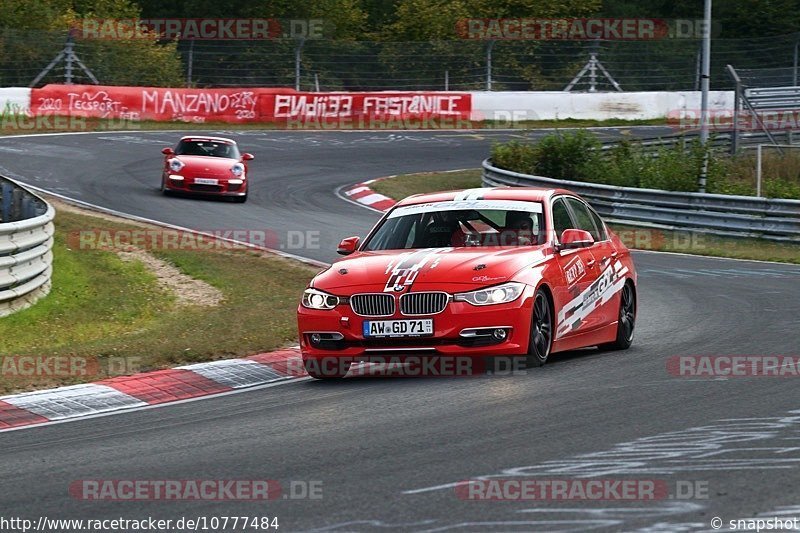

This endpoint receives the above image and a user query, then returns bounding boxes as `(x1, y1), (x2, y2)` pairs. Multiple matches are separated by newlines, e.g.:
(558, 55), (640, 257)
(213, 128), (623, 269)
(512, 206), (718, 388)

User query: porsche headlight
(454, 282), (525, 306)
(169, 159), (184, 172)
(231, 163), (245, 177)
(302, 288), (341, 310)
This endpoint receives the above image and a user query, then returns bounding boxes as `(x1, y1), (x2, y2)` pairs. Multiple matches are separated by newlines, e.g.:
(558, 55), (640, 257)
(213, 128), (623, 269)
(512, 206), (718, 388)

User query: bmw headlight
(454, 282), (525, 306)
(169, 159), (184, 172)
(302, 288), (341, 310)
(231, 163), (245, 177)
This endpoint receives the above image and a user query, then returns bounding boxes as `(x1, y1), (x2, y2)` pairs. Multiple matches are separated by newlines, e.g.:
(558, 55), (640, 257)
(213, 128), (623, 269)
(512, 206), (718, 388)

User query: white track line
(0, 377), (310, 434)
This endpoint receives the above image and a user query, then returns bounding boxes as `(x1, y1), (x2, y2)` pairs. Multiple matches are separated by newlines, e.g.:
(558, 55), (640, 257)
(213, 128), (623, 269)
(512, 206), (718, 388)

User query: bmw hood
(312, 246), (549, 292)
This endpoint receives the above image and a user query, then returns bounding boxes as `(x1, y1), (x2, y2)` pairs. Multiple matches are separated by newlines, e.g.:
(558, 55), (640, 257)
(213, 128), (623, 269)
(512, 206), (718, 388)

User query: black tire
(232, 193), (248, 203)
(599, 281), (636, 351)
(161, 177), (174, 196)
(303, 359), (350, 380)
(526, 289), (553, 368)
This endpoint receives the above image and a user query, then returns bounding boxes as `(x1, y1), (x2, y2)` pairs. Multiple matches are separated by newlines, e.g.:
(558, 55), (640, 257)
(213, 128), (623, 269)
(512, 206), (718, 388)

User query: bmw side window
(565, 198), (600, 241)
(551, 199), (573, 242)
(587, 207), (608, 241)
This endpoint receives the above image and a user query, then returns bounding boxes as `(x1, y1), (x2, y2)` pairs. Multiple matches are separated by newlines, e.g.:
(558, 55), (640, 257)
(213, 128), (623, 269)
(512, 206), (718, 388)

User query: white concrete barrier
(3, 86), (735, 122)
(0, 87), (32, 115)
(470, 90), (735, 121)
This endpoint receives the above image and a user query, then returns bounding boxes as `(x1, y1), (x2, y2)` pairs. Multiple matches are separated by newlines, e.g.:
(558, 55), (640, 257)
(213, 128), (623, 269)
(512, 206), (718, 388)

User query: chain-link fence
(2, 29), (800, 91)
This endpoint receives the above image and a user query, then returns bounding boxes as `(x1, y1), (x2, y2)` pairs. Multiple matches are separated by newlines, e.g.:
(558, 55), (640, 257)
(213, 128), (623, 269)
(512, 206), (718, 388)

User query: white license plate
(363, 319), (433, 338)
(194, 178), (219, 185)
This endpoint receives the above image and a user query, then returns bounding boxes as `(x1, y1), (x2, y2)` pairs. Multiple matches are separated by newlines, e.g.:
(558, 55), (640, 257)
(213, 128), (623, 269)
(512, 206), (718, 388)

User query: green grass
(370, 170), (800, 265)
(370, 170), (482, 200)
(0, 206), (317, 393)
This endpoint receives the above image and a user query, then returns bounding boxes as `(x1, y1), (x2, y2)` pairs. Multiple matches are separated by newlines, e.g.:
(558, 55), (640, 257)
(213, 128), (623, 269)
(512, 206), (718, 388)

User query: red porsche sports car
(161, 136), (254, 202)
(297, 187), (637, 379)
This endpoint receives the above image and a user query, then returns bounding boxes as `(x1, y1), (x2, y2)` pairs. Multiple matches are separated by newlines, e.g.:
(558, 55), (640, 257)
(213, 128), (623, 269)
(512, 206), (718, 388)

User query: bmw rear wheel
(526, 289), (552, 368)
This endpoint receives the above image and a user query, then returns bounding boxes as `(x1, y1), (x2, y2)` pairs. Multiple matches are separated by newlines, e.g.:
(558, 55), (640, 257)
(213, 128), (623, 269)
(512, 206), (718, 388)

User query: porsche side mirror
(337, 236), (360, 256)
(242, 153), (255, 161)
(558, 229), (594, 251)
(162, 147), (175, 155)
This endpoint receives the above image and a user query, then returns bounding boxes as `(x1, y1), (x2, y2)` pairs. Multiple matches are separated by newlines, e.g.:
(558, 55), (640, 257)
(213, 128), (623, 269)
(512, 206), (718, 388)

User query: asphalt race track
(1, 128), (800, 532)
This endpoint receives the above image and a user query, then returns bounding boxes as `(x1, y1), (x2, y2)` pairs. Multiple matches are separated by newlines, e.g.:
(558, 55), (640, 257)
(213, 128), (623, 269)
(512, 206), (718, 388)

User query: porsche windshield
(175, 139), (240, 159)
(363, 200), (545, 251)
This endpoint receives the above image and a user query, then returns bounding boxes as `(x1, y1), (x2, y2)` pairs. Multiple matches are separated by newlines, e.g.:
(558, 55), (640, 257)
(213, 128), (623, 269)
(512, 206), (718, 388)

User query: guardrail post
(756, 144), (763, 197)
(11, 188), (23, 221)
(1, 181), (10, 222)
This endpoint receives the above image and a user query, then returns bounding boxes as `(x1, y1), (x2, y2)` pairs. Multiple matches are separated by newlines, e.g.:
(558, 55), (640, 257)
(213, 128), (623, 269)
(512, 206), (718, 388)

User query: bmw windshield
(363, 199), (545, 251)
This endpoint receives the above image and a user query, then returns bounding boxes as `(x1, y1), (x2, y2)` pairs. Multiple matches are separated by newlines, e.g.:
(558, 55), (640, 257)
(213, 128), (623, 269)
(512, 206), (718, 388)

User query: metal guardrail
(601, 131), (794, 156)
(0, 176), (55, 316)
(744, 86), (800, 110)
(482, 159), (800, 242)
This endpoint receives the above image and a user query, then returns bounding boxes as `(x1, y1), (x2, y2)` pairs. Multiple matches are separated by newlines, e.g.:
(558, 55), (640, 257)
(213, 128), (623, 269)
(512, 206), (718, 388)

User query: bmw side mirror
(337, 236), (360, 255)
(558, 229), (594, 251)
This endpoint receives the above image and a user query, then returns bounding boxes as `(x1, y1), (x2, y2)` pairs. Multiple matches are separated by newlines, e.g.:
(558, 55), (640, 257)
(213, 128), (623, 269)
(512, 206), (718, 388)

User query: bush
(532, 130), (600, 181)
(491, 131), (602, 181)
(490, 140), (537, 175)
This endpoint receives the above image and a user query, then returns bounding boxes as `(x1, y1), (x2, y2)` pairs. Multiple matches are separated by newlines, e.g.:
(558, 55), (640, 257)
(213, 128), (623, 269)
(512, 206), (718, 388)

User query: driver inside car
(500, 211), (535, 246)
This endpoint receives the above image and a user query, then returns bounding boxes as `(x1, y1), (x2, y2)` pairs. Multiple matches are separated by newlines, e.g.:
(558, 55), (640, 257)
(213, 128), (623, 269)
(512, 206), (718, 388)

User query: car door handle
(611, 251), (618, 259)
(586, 259), (596, 267)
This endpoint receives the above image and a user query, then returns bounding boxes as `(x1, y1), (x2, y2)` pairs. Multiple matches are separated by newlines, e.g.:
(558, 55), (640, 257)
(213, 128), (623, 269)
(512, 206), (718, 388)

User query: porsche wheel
(160, 177), (172, 196)
(600, 281), (636, 351)
(526, 289), (553, 368)
(232, 193), (248, 203)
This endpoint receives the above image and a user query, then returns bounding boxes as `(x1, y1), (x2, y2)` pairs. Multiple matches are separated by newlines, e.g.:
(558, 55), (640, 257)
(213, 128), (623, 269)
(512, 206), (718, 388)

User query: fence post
(694, 44), (702, 91)
(486, 40), (494, 91)
(295, 38), (306, 91)
(64, 34), (74, 84)
(794, 39), (799, 86)
(186, 39), (194, 87)
(727, 64), (741, 154)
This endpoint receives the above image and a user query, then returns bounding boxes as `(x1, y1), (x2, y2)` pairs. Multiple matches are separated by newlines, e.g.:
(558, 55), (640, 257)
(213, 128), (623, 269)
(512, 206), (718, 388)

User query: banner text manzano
(29, 85), (473, 125)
